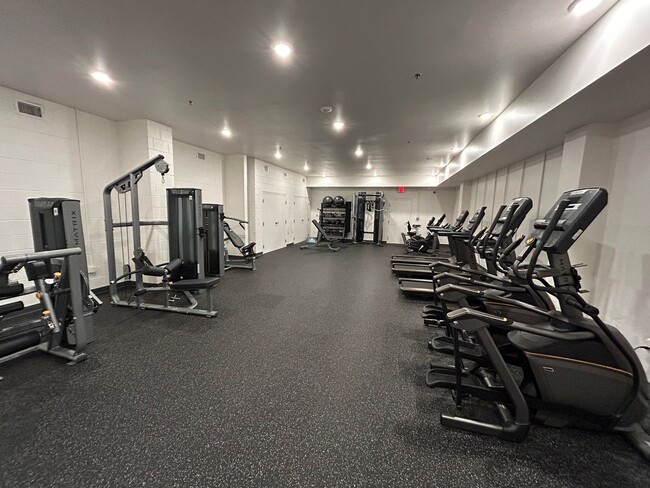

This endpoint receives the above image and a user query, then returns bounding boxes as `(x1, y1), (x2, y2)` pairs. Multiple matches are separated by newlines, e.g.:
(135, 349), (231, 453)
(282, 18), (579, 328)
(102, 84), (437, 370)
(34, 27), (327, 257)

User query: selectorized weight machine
(0, 198), (100, 376)
(202, 204), (259, 275)
(103, 155), (219, 318)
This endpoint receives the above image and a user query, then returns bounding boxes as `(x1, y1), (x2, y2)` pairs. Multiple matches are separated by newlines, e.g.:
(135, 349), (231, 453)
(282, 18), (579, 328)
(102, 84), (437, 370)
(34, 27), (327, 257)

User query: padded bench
(170, 277), (220, 291)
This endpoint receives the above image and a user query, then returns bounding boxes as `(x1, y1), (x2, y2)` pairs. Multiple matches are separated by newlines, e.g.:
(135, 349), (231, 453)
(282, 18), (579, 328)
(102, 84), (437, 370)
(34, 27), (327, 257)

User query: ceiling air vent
(197, 152), (206, 160)
(16, 100), (43, 118)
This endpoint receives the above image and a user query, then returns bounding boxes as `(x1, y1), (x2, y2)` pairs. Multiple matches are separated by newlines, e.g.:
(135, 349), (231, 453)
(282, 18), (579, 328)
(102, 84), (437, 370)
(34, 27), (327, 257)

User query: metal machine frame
(103, 155), (218, 318)
(1, 198), (99, 377)
(202, 203), (225, 276)
(353, 191), (385, 245)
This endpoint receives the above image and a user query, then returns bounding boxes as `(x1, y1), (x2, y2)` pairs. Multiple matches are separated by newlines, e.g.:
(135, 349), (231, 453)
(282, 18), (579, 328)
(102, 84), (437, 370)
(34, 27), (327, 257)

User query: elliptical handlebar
(523, 199), (570, 283)
(478, 205), (505, 258)
(498, 235), (525, 271)
(491, 203), (519, 272)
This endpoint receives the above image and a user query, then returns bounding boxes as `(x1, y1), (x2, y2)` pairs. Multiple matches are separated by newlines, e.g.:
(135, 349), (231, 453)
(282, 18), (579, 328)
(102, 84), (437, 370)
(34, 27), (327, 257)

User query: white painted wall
(250, 158), (309, 252)
(590, 111), (650, 372)
(174, 140), (223, 204)
(465, 147), (563, 237)
(307, 187), (457, 244)
(307, 174), (438, 188)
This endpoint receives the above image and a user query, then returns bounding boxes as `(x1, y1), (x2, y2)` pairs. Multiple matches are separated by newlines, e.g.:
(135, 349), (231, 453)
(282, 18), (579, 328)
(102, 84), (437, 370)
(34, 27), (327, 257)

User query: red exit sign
(398, 186), (405, 193)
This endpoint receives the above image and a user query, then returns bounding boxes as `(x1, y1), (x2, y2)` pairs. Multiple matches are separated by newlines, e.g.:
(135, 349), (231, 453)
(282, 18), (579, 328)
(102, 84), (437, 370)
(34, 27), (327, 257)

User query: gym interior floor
(1, 244), (648, 487)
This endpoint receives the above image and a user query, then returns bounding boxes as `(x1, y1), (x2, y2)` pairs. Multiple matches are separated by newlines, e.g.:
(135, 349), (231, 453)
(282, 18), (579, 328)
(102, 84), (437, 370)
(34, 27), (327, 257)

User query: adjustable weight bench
(301, 220), (342, 252)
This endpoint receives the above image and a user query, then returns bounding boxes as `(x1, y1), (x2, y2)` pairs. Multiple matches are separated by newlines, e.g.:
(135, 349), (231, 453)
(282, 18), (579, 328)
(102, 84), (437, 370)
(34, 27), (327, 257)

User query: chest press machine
(103, 155), (219, 318)
(202, 204), (258, 275)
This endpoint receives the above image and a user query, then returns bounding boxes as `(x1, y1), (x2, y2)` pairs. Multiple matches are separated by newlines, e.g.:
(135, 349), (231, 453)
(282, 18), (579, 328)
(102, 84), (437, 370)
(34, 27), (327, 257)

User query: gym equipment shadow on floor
(1, 244), (648, 487)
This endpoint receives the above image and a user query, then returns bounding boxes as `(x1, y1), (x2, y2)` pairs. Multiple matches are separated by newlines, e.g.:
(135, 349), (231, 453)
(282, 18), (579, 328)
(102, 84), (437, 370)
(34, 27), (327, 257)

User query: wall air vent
(197, 152), (206, 160)
(16, 100), (43, 118)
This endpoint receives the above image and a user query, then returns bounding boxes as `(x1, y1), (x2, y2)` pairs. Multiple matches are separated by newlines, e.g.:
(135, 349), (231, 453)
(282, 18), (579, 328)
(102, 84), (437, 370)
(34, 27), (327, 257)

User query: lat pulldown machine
(103, 155), (219, 318)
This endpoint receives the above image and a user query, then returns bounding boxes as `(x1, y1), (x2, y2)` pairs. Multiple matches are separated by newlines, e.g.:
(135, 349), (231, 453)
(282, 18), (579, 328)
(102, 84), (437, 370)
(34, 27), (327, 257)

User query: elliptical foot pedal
(429, 336), (487, 362)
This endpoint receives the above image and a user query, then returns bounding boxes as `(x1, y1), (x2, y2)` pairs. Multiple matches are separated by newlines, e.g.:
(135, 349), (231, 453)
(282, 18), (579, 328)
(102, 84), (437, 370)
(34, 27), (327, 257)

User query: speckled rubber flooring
(1, 244), (648, 487)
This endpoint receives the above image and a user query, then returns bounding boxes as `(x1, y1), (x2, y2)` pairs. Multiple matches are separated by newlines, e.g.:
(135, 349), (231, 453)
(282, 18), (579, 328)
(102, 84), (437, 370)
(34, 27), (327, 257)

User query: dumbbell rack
(319, 201), (352, 240)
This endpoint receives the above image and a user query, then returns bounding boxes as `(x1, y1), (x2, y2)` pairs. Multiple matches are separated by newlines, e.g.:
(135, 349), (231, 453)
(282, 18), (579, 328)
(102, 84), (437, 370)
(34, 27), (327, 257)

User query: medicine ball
(322, 196), (334, 205)
(333, 195), (345, 206)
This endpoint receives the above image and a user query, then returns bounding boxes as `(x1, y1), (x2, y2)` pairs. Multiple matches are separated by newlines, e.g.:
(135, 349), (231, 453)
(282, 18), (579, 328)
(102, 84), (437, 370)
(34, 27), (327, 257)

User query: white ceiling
(0, 0), (618, 177)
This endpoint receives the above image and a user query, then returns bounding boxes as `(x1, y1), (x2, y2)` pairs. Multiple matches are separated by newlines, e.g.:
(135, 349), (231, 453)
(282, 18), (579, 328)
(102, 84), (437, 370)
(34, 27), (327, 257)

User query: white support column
(116, 119), (174, 270)
(223, 154), (249, 248)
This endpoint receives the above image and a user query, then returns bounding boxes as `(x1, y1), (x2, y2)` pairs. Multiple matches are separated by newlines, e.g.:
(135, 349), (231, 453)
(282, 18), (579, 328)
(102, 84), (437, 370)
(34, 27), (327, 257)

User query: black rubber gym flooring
(1, 244), (648, 487)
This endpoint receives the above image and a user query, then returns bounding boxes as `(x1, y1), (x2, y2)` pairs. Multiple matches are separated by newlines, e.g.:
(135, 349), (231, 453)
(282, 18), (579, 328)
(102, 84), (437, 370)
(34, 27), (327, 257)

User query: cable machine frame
(103, 155), (218, 317)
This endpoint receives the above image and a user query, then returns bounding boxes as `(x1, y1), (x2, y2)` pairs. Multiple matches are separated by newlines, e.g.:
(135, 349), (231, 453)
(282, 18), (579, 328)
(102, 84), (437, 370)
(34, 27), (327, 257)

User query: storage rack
(319, 200), (352, 240)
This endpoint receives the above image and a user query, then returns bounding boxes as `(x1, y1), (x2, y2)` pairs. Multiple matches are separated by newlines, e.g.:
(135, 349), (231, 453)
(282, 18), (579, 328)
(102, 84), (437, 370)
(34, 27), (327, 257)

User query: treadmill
(392, 207), (485, 276)
(398, 198), (531, 296)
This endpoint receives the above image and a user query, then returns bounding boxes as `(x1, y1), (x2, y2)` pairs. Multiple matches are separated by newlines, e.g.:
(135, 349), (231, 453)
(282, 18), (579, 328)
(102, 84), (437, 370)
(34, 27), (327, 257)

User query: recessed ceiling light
(320, 106), (333, 113)
(304, 161), (310, 171)
(272, 42), (293, 60)
(275, 146), (282, 159)
(568, 0), (602, 17)
(355, 146), (364, 157)
(333, 120), (345, 132)
(478, 112), (494, 120)
(366, 160), (372, 170)
(90, 70), (113, 86)
(220, 127), (232, 138)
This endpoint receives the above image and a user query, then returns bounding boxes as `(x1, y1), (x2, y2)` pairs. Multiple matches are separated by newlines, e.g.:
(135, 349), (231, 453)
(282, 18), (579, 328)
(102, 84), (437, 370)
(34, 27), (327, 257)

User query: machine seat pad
(0, 301), (24, 315)
(170, 277), (219, 291)
(241, 242), (256, 253)
(0, 283), (24, 299)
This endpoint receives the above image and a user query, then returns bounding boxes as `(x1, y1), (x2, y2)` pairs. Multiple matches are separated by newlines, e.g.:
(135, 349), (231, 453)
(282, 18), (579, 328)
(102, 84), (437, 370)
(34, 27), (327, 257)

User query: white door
(293, 196), (310, 242)
(385, 198), (414, 244)
(262, 192), (287, 252)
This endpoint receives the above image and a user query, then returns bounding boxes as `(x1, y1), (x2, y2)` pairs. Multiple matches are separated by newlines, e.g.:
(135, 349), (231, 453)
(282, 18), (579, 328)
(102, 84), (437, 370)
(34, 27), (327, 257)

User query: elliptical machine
(426, 188), (650, 460)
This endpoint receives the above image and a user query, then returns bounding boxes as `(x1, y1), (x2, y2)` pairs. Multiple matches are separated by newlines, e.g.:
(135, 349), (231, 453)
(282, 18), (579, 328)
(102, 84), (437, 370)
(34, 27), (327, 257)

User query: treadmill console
(529, 187), (607, 254)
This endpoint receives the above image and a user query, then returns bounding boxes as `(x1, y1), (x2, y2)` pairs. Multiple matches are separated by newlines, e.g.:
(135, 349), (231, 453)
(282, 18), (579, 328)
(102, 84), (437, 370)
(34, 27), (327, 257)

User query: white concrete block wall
(76, 110), (120, 287)
(145, 120), (174, 269)
(0, 88), (77, 267)
(0, 86), (228, 303)
(174, 140), (224, 204)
